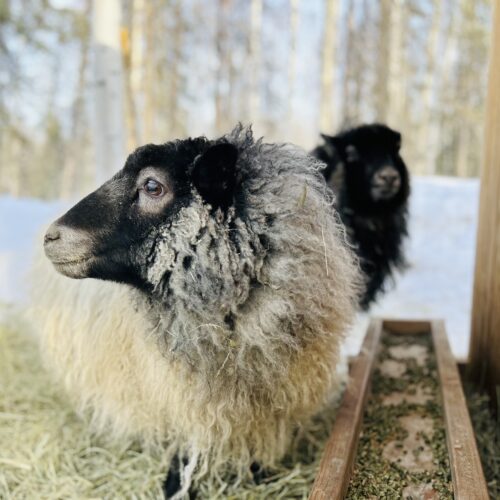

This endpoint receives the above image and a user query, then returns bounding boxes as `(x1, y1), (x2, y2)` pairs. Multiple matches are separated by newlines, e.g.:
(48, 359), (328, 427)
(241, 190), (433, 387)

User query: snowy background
(0, 176), (479, 358)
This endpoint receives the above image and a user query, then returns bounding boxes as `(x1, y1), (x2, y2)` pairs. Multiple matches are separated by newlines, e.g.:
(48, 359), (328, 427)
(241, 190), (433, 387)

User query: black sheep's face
(323, 125), (409, 209)
(44, 140), (239, 288)
(364, 147), (403, 203)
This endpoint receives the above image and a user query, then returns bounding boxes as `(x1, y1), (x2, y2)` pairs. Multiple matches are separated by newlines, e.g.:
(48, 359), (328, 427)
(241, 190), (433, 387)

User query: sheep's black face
(44, 139), (239, 288)
(322, 125), (410, 213)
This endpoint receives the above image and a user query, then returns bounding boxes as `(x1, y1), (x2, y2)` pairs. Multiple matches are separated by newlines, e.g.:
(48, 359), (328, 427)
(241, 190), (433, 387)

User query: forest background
(0, 0), (492, 199)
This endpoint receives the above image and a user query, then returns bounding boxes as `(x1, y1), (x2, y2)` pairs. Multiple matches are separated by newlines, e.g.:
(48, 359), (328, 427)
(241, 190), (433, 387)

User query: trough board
(309, 319), (489, 500)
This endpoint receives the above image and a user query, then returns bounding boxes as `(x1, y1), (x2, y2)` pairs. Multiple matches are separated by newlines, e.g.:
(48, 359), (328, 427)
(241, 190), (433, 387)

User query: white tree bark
(287, 0), (299, 139)
(215, 0), (231, 134)
(143, 0), (155, 142)
(128, 0), (145, 146)
(91, 0), (126, 185)
(60, 6), (91, 199)
(319, 0), (340, 133)
(420, 0), (443, 175)
(249, 0), (263, 130)
(386, 0), (404, 127)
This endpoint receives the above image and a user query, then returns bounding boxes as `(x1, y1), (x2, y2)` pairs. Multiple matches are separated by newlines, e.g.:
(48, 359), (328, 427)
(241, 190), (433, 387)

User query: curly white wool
(30, 127), (360, 492)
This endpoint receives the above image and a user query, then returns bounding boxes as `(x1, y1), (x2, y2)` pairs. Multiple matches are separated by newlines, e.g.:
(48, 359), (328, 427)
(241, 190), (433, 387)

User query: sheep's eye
(345, 144), (359, 162)
(143, 179), (164, 197)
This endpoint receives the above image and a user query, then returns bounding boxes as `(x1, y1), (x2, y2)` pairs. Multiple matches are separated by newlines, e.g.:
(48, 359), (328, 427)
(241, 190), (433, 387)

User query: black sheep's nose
(382, 172), (399, 186)
(44, 224), (61, 244)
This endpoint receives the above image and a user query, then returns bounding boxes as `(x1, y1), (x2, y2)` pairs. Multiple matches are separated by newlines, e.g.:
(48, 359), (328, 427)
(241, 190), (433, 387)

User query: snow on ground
(344, 176), (479, 359)
(0, 176), (479, 357)
(0, 196), (69, 304)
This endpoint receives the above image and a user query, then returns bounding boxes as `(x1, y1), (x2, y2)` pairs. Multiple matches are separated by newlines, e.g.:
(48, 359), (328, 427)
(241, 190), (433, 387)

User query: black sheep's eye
(143, 179), (164, 197)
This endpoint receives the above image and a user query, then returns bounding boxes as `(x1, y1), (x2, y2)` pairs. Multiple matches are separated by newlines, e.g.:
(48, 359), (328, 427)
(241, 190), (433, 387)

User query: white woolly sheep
(30, 125), (360, 497)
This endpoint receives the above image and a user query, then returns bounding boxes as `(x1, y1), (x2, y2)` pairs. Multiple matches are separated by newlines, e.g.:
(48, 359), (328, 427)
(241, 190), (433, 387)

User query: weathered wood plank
(383, 318), (431, 335)
(308, 318), (382, 500)
(468, 0), (500, 398)
(432, 320), (489, 500)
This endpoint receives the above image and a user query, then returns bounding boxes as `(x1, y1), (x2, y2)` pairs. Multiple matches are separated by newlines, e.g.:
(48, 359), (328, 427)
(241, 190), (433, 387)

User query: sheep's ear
(320, 133), (341, 159)
(192, 143), (238, 209)
(392, 131), (402, 151)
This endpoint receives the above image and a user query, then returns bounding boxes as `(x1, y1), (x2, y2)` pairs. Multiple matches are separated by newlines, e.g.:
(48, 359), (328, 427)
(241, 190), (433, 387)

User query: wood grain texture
(468, 0), (500, 394)
(308, 318), (382, 500)
(383, 319), (431, 335)
(432, 320), (489, 500)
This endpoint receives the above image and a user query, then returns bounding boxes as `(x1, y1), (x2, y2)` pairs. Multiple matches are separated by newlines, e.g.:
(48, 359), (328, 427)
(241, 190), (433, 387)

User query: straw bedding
(0, 314), (338, 499)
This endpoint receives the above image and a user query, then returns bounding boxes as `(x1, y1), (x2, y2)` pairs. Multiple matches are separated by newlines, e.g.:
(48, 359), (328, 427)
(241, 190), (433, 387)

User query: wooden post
(468, 0), (500, 402)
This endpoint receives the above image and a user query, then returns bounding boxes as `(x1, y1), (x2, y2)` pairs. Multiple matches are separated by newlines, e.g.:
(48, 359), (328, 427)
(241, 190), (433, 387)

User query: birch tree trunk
(319, 0), (339, 133)
(215, 0), (231, 134)
(60, 0), (91, 198)
(91, 0), (126, 184)
(143, 0), (155, 141)
(420, 0), (444, 175)
(126, 0), (145, 147)
(374, 0), (390, 121)
(386, 0), (404, 127)
(373, 0), (404, 127)
(456, 127), (470, 177)
(122, 2), (140, 151)
(249, 0), (262, 129)
(287, 0), (299, 139)
(341, 0), (354, 126)
(353, 0), (371, 124)
(433, 6), (459, 175)
(167, 1), (184, 138)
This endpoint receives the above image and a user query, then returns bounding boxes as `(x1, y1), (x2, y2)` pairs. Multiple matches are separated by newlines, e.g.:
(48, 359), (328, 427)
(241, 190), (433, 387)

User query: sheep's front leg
(162, 455), (197, 499)
(250, 462), (273, 485)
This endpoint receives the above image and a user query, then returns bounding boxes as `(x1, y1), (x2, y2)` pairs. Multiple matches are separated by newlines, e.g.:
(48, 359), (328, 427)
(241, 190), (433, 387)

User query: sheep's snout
(44, 224), (61, 243)
(44, 222), (95, 278)
(371, 166), (402, 201)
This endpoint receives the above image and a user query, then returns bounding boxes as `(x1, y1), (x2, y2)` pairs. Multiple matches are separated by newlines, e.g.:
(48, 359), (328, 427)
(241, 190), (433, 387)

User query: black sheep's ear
(320, 133), (342, 159)
(192, 143), (238, 209)
(385, 127), (402, 151)
(393, 131), (402, 151)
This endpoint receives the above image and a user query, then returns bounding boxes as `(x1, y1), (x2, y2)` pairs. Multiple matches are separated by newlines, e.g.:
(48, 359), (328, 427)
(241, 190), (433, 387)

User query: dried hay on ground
(0, 314), (337, 499)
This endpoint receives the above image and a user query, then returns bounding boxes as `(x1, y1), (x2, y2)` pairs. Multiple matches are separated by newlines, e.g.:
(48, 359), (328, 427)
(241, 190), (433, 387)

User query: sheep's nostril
(382, 174), (398, 186)
(44, 225), (61, 244)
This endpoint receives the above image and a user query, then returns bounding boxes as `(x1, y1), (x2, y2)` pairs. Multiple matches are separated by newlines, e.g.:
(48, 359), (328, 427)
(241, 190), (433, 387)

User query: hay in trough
(0, 314), (338, 499)
(346, 332), (453, 499)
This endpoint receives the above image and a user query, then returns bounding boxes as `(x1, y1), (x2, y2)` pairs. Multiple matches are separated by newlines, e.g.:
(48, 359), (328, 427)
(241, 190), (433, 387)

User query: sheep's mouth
(370, 184), (399, 201)
(50, 255), (95, 278)
(51, 255), (93, 265)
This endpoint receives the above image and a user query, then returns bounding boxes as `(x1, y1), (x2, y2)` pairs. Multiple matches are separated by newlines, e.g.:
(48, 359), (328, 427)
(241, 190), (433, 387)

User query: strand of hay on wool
(0, 315), (340, 499)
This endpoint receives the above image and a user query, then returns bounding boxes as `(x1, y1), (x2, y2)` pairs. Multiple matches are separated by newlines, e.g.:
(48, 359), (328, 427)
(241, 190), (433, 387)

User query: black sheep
(313, 124), (410, 309)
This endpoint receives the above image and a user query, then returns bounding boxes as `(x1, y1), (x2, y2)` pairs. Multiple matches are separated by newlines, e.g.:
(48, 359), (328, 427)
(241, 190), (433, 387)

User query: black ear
(192, 143), (238, 209)
(393, 131), (402, 151)
(320, 133), (343, 159)
(384, 127), (402, 151)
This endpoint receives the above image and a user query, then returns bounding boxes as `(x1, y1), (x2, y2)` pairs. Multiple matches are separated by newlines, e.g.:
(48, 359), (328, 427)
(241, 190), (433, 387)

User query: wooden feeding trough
(310, 319), (489, 499)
